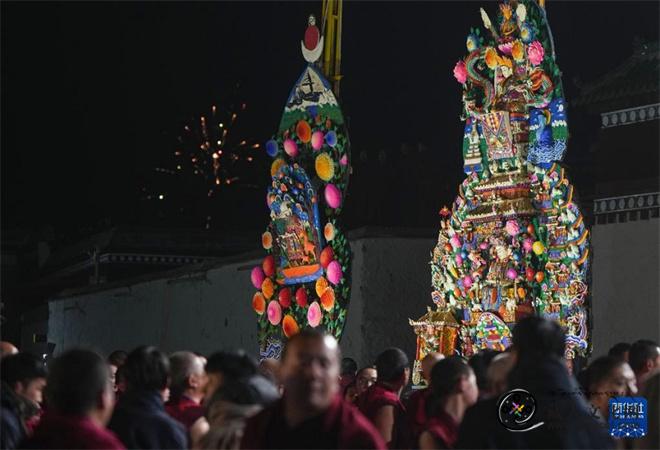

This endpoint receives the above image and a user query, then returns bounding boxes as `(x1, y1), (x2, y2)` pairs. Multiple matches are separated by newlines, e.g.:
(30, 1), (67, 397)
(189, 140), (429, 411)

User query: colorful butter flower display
(252, 15), (352, 360)
(410, 0), (590, 386)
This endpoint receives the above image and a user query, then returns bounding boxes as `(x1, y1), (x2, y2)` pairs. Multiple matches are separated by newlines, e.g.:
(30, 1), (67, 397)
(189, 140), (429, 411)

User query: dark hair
(629, 340), (660, 373)
(206, 351), (257, 380)
(213, 374), (279, 406)
(356, 366), (377, 377)
(45, 349), (109, 415)
(374, 348), (409, 383)
(124, 346), (169, 391)
(1, 352), (47, 387)
(281, 328), (341, 362)
(468, 349), (499, 391)
(426, 356), (473, 416)
(108, 350), (128, 367)
(582, 356), (627, 395)
(608, 343), (631, 360)
(512, 316), (565, 360)
(341, 358), (358, 376)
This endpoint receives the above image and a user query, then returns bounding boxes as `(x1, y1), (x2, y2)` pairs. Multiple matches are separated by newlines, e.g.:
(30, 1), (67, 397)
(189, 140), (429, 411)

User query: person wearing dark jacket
(109, 346), (187, 449)
(456, 316), (614, 449)
(1, 353), (47, 450)
(21, 349), (124, 450)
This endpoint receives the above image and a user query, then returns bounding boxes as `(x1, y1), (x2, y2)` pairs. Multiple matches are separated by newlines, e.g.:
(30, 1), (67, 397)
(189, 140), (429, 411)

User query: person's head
(486, 352), (515, 396)
(421, 352), (445, 384)
(169, 351), (207, 402)
(468, 349), (499, 393)
(1, 352), (47, 405)
(608, 343), (631, 362)
(355, 366), (378, 394)
(212, 374), (279, 408)
(629, 340), (660, 379)
(45, 349), (115, 425)
(374, 347), (410, 390)
(107, 350), (127, 392)
(204, 350), (257, 402)
(123, 346), (169, 393)
(344, 380), (358, 403)
(280, 329), (341, 413)
(427, 356), (478, 416)
(584, 356), (637, 420)
(340, 357), (358, 377)
(512, 316), (565, 361)
(0, 341), (19, 358)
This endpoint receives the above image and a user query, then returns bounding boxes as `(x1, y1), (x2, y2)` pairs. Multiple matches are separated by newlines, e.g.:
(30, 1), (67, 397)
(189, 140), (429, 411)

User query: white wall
(590, 218), (660, 357)
(47, 232), (435, 366)
(46, 222), (660, 364)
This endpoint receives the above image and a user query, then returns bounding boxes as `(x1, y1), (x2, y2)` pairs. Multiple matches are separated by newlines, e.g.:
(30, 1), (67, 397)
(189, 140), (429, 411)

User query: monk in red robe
(355, 348), (410, 448)
(165, 351), (206, 429)
(241, 330), (385, 449)
(404, 352), (444, 447)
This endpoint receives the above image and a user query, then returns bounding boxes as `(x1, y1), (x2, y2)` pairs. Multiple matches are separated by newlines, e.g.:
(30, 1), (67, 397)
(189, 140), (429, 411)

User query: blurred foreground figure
(109, 346), (187, 449)
(241, 330), (385, 449)
(1, 353), (47, 449)
(0, 342), (19, 358)
(22, 349), (124, 450)
(629, 340), (660, 391)
(403, 352), (444, 447)
(419, 356), (478, 449)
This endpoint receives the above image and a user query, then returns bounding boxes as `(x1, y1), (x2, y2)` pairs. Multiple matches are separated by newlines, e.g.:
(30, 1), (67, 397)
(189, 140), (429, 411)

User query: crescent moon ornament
(301, 36), (324, 63)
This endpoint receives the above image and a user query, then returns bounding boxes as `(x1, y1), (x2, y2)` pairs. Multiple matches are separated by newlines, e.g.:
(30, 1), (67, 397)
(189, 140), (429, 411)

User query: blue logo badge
(609, 397), (647, 438)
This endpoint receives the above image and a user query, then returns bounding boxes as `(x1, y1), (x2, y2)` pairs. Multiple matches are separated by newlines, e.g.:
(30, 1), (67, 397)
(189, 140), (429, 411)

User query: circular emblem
(497, 389), (540, 432)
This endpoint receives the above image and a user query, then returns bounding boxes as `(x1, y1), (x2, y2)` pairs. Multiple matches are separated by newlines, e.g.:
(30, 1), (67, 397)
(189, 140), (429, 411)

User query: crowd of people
(1, 316), (658, 450)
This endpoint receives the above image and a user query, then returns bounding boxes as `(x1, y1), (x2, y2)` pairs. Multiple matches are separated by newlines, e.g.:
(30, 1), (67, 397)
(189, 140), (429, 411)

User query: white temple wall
(43, 223), (660, 363)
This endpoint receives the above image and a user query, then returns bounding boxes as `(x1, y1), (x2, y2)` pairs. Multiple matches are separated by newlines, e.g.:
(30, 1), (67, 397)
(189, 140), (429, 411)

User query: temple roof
(573, 41), (660, 112)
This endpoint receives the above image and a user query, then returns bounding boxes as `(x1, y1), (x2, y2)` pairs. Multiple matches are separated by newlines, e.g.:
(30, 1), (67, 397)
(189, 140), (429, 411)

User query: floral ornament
(262, 255), (275, 277)
(324, 223), (336, 241)
(527, 41), (545, 66)
(252, 292), (266, 315)
(320, 246), (334, 268)
(283, 138), (299, 157)
(251, 266), (265, 289)
(295, 287), (308, 307)
(520, 22), (534, 43)
(295, 120), (312, 143)
(265, 140), (278, 158)
(311, 131), (324, 150)
(307, 301), (322, 327)
(261, 278), (275, 299)
(267, 300), (282, 325)
(466, 34), (479, 52)
(315, 153), (335, 181)
(320, 287), (336, 311)
(511, 40), (524, 63)
(278, 288), (292, 308)
(326, 260), (342, 285)
(325, 130), (337, 147)
(270, 158), (286, 177)
(485, 47), (499, 70)
(453, 60), (467, 84)
(282, 314), (300, 338)
(315, 276), (329, 297)
(261, 231), (273, 250)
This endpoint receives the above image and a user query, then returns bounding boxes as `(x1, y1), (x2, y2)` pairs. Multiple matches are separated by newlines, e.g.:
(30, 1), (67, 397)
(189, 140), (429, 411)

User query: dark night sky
(2, 1), (659, 240)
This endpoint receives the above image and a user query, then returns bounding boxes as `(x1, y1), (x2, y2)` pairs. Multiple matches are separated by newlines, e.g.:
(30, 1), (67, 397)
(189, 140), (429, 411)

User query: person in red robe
(165, 351), (206, 429)
(21, 349), (125, 450)
(404, 352), (445, 447)
(419, 357), (478, 450)
(241, 329), (385, 449)
(355, 348), (410, 447)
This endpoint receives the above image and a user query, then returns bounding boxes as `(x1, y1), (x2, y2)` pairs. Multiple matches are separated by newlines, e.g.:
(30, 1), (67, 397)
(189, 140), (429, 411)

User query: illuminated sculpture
(410, 0), (590, 384)
(251, 15), (351, 359)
